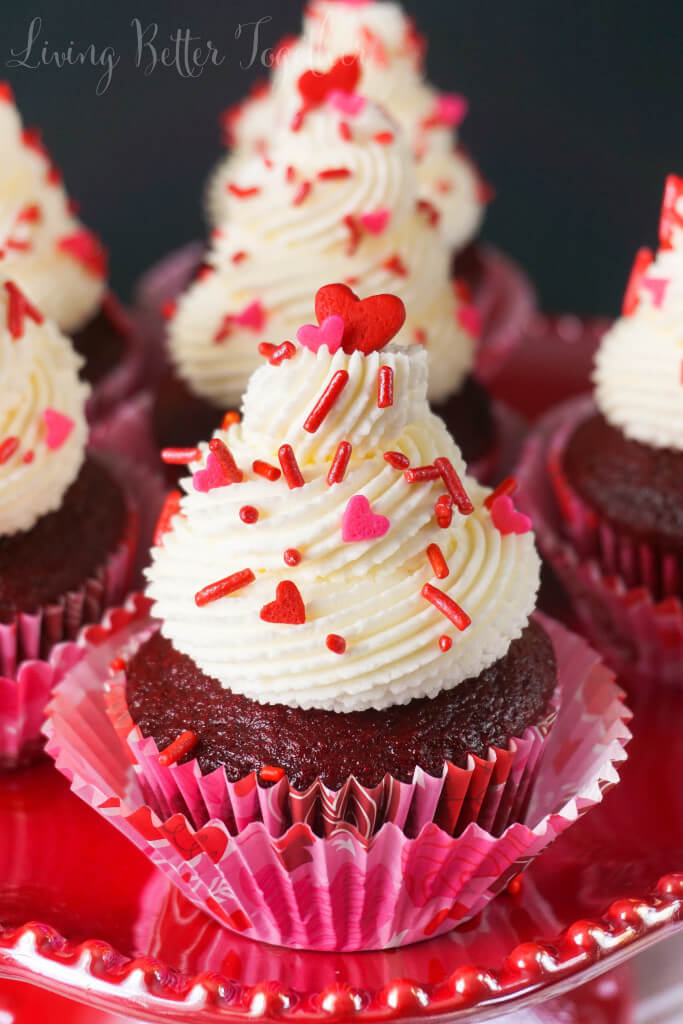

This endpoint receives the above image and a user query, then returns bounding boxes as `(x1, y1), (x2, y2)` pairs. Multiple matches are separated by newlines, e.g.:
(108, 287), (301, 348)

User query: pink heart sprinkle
(490, 495), (532, 536)
(328, 90), (367, 117)
(457, 304), (482, 338)
(360, 208), (390, 234)
(234, 300), (266, 331)
(641, 276), (670, 309)
(43, 408), (75, 450)
(435, 93), (468, 128)
(342, 494), (390, 542)
(193, 452), (228, 493)
(296, 315), (345, 354)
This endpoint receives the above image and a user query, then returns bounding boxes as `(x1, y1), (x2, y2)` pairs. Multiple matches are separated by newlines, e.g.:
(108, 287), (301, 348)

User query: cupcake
(0, 81), (142, 420)
(45, 284), (630, 950)
(517, 175), (683, 688)
(0, 276), (140, 768)
(160, 99), (500, 478)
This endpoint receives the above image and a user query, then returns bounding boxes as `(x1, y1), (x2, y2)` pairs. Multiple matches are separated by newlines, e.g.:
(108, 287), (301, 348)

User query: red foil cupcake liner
(85, 294), (148, 425)
(517, 396), (683, 688)
(43, 595), (630, 950)
(0, 451), (149, 770)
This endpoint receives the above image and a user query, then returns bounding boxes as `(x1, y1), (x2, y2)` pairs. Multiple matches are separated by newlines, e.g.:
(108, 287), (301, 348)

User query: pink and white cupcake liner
(85, 293), (148, 425)
(517, 396), (683, 688)
(44, 596), (630, 950)
(0, 447), (160, 771)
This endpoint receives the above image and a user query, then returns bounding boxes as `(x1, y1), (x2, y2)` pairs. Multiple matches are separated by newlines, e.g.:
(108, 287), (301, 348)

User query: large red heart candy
(315, 283), (406, 354)
(297, 55), (361, 108)
(260, 580), (306, 625)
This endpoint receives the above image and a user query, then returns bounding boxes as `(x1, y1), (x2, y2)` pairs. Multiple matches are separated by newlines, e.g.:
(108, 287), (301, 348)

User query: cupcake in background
(0, 82), (143, 420)
(0, 276), (141, 769)
(134, 0), (535, 396)
(518, 174), (683, 689)
(159, 99), (499, 478)
(45, 284), (629, 951)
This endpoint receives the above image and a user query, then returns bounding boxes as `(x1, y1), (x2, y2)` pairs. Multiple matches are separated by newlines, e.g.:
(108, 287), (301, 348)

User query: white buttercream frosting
(147, 343), (540, 712)
(594, 177), (683, 452)
(171, 102), (474, 409)
(0, 86), (106, 333)
(0, 276), (89, 536)
(211, 0), (484, 251)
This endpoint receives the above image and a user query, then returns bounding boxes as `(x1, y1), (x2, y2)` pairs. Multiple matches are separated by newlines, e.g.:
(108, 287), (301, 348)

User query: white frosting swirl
(211, 0), (484, 251)
(147, 344), (540, 712)
(0, 276), (89, 535)
(172, 102), (474, 409)
(0, 88), (106, 332)
(594, 192), (683, 452)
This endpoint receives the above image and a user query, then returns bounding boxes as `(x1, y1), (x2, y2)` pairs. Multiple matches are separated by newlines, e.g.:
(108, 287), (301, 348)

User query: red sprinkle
(377, 366), (394, 408)
(427, 543), (449, 580)
(161, 300), (177, 321)
(374, 131), (395, 145)
(327, 440), (352, 484)
(22, 450), (34, 464)
(0, 437), (19, 464)
(384, 451), (410, 470)
(435, 493), (453, 529)
(154, 490), (182, 547)
(383, 254), (408, 276)
(339, 120), (352, 141)
(222, 410), (240, 430)
(109, 656), (126, 674)
(260, 765), (286, 783)
(209, 438), (243, 483)
(161, 447), (200, 465)
(228, 184), (261, 199)
(318, 167), (351, 180)
(484, 476), (518, 510)
(303, 370), (349, 433)
(284, 548), (301, 566)
(4, 281), (43, 338)
(258, 342), (277, 359)
(269, 341), (297, 365)
(286, 165), (296, 183)
(405, 465), (440, 483)
(439, 635), (452, 652)
(326, 634), (347, 655)
(278, 445), (305, 489)
(417, 199), (441, 227)
(213, 314), (233, 343)
(239, 505), (259, 524)
(507, 875), (523, 897)
(231, 250), (248, 264)
(422, 583), (471, 631)
(159, 731), (198, 767)
(414, 328), (427, 345)
(435, 458), (473, 515)
(195, 569), (255, 607)
(343, 214), (362, 255)
(293, 180), (312, 206)
(253, 459), (281, 481)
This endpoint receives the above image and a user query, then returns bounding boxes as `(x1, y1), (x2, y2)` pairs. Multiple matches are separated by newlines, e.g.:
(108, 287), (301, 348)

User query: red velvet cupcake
(0, 81), (143, 422)
(0, 277), (139, 768)
(518, 175), (683, 688)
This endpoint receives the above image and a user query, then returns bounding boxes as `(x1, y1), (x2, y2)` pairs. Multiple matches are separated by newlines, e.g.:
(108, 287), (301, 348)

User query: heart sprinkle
(297, 314), (345, 354)
(360, 208), (391, 234)
(209, 438), (243, 483)
(260, 580), (306, 625)
(314, 283), (406, 354)
(490, 495), (532, 536)
(44, 408), (74, 450)
(342, 494), (390, 542)
(622, 248), (653, 316)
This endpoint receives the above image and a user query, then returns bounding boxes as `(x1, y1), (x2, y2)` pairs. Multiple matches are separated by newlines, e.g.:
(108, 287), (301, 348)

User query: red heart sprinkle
(314, 283), (406, 354)
(260, 580), (306, 625)
(297, 55), (361, 108)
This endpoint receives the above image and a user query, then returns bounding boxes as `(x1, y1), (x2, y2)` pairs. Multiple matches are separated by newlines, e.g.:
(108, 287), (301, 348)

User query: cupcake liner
(0, 450), (151, 771)
(85, 294), (148, 425)
(469, 246), (537, 386)
(517, 396), (683, 688)
(44, 596), (629, 950)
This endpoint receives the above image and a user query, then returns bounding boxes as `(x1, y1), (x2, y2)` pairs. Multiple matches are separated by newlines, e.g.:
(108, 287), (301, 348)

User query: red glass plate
(0, 318), (681, 1022)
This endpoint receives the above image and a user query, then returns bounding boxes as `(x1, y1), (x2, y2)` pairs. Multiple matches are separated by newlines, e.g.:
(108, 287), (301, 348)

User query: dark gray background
(2, 1), (681, 313)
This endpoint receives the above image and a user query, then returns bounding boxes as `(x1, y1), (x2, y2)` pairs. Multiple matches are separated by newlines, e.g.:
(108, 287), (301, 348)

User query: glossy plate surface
(0, 316), (681, 1022)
